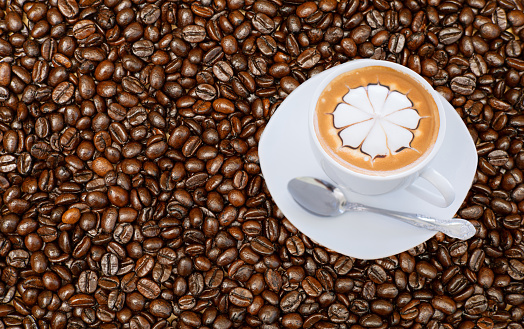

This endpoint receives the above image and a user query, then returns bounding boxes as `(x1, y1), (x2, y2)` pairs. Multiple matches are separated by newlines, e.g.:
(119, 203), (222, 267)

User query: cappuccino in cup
(309, 60), (455, 206)
(314, 66), (440, 176)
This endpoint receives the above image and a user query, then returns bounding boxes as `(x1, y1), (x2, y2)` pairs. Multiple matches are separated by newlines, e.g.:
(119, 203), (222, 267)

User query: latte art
(314, 66), (440, 175)
(332, 84), (422, 160)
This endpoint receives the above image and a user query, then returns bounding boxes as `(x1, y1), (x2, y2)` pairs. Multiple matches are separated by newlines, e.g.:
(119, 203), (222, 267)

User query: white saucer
(259, 68), (477, 260)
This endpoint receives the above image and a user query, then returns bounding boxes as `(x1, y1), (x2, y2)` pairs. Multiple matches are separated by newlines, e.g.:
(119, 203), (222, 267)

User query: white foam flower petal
(339, 119), (374, 149)
(381, 120), (415, 154)
(332, 103), (374, 128)
(342, 87), (374, 114)
(385, 108), (421, 129)
(361, 122), (389, 159)
(382, 90), (413, 115)
(367, 84), (389, 114)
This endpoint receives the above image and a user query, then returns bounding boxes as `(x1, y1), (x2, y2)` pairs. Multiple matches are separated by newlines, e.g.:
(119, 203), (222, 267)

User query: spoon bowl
(287, 177), (347, 216)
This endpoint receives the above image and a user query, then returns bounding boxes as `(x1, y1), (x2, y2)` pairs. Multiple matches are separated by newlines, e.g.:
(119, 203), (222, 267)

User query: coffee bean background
(1, 0), (524, 329)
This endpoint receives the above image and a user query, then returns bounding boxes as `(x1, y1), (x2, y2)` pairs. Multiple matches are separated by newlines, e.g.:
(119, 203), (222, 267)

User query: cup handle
(406, 167), (455, 208)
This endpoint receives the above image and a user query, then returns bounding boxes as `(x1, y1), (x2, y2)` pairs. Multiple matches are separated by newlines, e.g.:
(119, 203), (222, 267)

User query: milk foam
(332, 84), (421, 160)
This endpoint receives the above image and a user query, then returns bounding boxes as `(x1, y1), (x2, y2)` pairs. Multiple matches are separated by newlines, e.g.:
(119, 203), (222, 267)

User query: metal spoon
(287, 177), (476, 240)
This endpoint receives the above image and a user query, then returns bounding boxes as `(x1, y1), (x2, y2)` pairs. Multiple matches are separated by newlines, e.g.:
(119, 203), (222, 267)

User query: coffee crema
(314, 66), (440, 176)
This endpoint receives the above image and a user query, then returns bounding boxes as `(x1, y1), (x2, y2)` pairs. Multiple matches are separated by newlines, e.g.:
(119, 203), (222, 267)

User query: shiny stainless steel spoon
(287, 177), (476, 240)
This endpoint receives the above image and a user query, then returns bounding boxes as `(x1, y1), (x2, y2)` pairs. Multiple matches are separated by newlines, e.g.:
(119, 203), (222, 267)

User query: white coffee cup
(309, 59), (455, 208)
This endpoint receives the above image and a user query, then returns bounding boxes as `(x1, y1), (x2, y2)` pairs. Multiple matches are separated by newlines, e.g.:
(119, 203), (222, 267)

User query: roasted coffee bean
(107, 290), (125, 311)
(432, 295), (457, 314)
(98, 276), (120, 290)
(133, 40), (155, 58)
(451, 76), (476, 95)
(286, 236), (305, 256)
(149, 299), (172, 318)
(439, 27), (463, 45)
(0, 155), (17, 173)
(182, 25), (207, 43)
(297, 48), (321, 69)
(302, 276), (323, 297)
(137, 278), (161, 299)
(213, 61), (234, 82)
(7, 249), (30, 268)
(229, 287), (254, 307)
(508, 260), (524, 280)
(69, 294), (96, 307)
(368, 264), (387, 284)
(388, 34), (405, 54)
(73, 20), (96, 40)
(58, 0), (79, 18)
(78, 270), (98, 294)
(101, 253), (119, 276)
(465, 294), (488, 315)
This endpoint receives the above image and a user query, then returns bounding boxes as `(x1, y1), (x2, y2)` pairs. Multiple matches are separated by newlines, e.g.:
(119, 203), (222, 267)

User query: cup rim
(309, 59), (447, 181)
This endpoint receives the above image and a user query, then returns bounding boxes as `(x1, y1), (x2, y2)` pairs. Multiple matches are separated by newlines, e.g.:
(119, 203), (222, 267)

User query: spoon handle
(344, 203), (476, 240)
